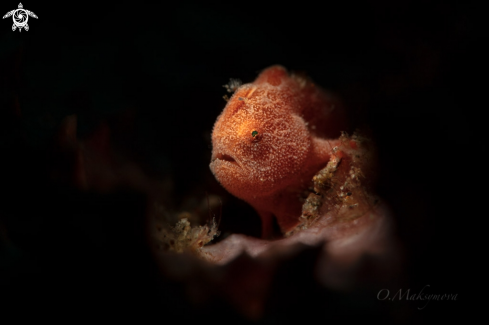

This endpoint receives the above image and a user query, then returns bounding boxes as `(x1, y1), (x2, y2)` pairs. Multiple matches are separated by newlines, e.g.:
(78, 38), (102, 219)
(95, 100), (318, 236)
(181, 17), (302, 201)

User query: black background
(0, 0), (481, 323)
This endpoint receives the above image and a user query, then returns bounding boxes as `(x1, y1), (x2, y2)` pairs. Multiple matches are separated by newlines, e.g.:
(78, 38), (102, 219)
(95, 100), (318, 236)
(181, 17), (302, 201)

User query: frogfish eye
(251, 130), (261, 142)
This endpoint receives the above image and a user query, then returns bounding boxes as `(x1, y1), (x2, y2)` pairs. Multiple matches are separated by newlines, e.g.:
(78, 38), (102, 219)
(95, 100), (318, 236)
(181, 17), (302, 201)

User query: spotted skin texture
(210, 66), (348, 238)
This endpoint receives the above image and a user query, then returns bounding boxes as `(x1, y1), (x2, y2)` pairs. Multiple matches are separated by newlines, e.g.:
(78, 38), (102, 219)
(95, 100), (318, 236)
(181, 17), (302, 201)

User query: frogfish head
(210, 66), (311, 200)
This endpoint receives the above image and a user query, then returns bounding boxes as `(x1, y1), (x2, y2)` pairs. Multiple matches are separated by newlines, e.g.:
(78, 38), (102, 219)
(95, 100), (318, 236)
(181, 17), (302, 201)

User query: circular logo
(13, 9), (28, 27)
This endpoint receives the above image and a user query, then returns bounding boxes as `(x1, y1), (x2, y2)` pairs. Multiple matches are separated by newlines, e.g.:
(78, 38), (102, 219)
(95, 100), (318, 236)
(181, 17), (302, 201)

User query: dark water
(0, 1), (479, 322)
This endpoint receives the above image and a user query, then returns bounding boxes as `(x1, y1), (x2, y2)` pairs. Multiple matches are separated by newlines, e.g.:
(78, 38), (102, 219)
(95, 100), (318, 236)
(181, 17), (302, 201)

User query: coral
(155, 215), (220, 255)
(287, 131), (379, 236)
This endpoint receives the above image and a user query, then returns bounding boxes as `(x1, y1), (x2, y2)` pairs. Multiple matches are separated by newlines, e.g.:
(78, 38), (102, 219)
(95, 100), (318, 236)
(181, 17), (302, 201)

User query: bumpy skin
(210, 66), (348, 238)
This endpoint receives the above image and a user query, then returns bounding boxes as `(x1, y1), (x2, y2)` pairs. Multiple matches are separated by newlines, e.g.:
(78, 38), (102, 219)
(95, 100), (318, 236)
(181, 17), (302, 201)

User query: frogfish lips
(213, 152), (236, 163)
(210, 150), (244, 175)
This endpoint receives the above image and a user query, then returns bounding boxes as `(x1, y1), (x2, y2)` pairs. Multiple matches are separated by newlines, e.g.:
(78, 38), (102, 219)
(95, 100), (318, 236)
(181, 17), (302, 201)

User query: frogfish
(209, 65), (349, 238)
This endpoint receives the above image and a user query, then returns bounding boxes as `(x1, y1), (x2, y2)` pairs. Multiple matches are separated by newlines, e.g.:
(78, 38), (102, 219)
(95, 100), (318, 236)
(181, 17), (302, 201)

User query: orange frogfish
(210, 65), (348, 238)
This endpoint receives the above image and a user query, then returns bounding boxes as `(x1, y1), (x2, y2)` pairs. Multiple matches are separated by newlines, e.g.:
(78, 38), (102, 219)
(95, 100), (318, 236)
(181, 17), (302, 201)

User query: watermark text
(377, 285), (457, 310)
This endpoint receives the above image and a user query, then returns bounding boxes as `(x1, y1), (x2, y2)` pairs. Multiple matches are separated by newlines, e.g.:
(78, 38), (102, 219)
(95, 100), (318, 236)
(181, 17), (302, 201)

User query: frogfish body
(210, 66), (348, 238)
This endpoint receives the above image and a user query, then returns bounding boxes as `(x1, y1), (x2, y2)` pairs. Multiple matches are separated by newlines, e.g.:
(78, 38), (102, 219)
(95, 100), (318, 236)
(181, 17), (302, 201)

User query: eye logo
(3, 3), (37, 32)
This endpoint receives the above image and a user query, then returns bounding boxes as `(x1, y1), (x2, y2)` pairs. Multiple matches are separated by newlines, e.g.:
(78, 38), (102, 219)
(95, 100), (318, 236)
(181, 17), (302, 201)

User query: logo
(3, 3), (37, 32)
